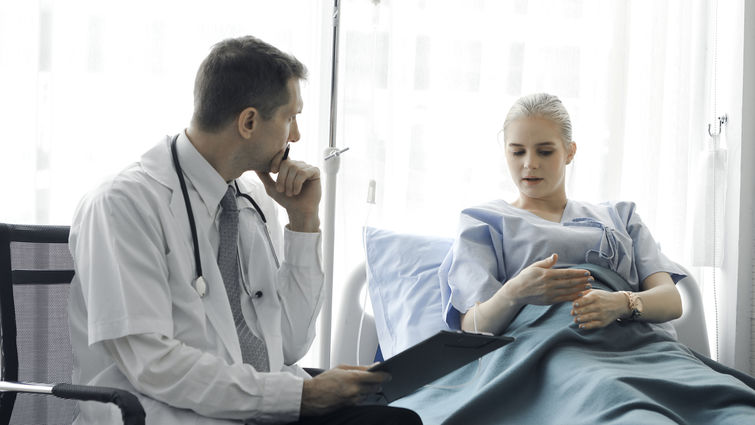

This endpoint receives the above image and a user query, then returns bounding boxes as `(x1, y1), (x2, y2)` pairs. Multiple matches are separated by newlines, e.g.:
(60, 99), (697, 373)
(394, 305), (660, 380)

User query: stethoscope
(170, 134), (279, 298)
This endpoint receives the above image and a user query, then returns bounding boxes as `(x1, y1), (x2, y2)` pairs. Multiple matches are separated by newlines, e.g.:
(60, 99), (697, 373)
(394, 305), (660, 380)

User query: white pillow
(364, 227), (453, 359)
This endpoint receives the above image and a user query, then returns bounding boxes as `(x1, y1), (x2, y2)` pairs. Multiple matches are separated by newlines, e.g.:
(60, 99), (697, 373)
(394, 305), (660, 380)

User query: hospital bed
(332, 228), (711, 366)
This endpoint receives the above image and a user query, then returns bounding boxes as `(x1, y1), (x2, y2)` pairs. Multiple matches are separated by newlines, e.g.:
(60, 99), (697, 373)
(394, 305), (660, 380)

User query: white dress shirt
(68, 132), (324, 424)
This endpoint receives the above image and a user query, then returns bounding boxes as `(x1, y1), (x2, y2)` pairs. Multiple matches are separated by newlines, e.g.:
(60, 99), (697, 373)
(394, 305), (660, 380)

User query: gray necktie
(218, 186), (269, 372)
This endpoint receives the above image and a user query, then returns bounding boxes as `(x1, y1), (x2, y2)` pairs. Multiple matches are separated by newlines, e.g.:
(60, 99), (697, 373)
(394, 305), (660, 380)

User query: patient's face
(505, 116), (574, 202)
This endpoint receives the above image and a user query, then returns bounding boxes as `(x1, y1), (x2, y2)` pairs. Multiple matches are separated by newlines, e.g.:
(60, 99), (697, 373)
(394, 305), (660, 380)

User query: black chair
(0, 223), (145, 425)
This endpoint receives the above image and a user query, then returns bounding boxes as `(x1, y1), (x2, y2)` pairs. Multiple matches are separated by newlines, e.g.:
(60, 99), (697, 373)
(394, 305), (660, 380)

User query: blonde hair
(503, 93), (573, 147)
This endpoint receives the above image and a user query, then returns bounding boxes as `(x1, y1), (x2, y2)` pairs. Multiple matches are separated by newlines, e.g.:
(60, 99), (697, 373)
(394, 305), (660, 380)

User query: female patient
(393, 93), (755, 425)
(451, 93), (682, 337)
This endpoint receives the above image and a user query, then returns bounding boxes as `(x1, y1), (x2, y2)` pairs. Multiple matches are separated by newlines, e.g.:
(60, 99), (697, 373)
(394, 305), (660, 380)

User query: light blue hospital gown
(392, 199), (755, 425)
(439, 199), (684, 331)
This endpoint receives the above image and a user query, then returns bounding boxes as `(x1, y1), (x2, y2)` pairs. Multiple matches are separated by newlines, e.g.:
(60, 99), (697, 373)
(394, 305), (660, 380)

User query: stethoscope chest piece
(195, 276), (208, 298)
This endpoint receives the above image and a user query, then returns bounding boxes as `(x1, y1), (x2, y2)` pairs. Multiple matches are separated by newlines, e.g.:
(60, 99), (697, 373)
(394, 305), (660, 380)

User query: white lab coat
(68, 133), (325, 424)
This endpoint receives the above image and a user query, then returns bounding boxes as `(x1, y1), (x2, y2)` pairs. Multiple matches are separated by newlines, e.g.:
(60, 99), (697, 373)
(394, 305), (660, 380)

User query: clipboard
(366, 330), (514, 403)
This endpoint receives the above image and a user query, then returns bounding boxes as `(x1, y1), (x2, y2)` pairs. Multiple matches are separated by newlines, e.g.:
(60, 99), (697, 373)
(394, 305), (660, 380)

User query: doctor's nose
(288, 119), (301, 143)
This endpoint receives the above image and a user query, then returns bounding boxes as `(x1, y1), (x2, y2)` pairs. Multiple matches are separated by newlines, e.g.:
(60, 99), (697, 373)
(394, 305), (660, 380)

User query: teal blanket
(392, 265), (755, 424)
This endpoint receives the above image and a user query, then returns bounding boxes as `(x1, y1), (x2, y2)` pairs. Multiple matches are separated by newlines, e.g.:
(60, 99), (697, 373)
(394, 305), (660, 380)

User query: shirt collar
(175, 130), (230, 218)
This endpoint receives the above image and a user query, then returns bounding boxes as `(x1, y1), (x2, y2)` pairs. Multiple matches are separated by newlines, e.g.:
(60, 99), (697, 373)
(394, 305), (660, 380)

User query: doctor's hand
(256, 152), (321, 233)
(300, 365), (391, 417)
(505, 254), (593, 306)
(571, 289), (628, 330)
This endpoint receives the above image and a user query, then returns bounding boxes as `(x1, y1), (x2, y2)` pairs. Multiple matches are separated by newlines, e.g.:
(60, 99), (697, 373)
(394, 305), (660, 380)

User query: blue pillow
(364, 227), (453, 359)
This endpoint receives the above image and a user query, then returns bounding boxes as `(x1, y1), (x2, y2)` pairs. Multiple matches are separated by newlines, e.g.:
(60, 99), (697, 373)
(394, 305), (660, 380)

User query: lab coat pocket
(165, 248), (210, 345)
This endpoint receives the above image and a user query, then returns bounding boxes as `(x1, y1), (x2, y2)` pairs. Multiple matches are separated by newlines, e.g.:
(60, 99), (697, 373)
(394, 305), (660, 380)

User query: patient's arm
(635, 271), (683, 322)
(570, 272), (682, 329)
(460, 254), (592, 335)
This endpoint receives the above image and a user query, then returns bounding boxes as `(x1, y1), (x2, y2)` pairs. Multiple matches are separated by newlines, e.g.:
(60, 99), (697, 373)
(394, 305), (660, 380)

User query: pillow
(364, 226), (453, 359)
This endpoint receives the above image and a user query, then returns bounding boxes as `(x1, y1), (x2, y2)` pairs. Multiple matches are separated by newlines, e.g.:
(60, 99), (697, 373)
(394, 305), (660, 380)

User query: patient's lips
(522, 176), (543, 185)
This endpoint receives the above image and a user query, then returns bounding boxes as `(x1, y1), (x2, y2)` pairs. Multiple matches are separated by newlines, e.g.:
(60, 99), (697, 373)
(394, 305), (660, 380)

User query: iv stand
(320, 0), (344, 369)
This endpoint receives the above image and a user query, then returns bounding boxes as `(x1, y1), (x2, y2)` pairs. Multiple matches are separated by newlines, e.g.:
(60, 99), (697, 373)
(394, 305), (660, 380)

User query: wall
(745, 0), (755, 375)
(718, 0), (754, 373)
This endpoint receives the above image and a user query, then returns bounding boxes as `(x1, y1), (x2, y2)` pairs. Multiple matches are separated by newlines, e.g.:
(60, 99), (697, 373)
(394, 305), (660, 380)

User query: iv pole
(320, 0), (345, 369)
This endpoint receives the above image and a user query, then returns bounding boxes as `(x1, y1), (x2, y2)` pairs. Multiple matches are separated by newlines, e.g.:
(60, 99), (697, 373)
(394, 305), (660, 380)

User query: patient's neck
(512, 193), (568, 223)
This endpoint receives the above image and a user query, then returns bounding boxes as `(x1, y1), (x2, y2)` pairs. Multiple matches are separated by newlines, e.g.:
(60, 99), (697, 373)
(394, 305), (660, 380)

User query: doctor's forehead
(286, 79), (303, 113)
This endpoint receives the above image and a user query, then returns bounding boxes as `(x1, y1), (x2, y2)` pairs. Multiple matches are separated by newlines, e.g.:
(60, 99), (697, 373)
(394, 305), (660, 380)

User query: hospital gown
(392, 199), (755, 425)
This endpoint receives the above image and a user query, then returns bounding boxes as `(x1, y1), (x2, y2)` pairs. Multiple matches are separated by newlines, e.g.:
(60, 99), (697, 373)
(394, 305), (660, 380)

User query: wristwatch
(620, 291), (643, 320)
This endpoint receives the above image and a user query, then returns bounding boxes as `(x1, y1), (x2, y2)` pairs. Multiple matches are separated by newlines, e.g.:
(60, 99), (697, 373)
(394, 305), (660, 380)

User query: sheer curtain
(331, 0), (718, 358)
(1, 0), (725, 367)
(0, 0), (331, 225)
(0, 0), (332, 366)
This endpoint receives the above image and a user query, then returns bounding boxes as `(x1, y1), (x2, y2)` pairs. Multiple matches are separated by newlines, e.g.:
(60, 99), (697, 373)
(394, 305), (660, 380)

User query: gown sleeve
(439, 204), (508, 329)
(614, 201), (686, 284)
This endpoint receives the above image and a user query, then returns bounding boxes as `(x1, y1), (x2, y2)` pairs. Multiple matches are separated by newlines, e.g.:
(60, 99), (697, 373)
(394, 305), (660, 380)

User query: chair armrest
(52, 383), (145, 425)
(0, 381), (145, 425)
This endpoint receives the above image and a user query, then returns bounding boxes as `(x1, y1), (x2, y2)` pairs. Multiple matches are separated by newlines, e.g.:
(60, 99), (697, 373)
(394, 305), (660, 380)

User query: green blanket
(392, 265), (755, 425)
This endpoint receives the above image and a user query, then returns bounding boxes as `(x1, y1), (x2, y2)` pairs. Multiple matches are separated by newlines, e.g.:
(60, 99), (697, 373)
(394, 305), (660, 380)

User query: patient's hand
(506, 254), (593, 306)
(300, 365), (390, 417)
(570, 290), (627, 329)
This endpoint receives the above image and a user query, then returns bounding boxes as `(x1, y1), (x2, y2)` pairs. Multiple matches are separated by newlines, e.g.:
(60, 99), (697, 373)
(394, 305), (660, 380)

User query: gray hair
(502, 93), (573, 147)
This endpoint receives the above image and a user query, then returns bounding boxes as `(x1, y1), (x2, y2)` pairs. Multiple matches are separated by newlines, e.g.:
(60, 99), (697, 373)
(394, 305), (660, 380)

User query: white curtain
(0, 0), (331, 224)
(330, 0), (719, 359)
(1, 0), (725, 366)
(0, 0), (333, 367)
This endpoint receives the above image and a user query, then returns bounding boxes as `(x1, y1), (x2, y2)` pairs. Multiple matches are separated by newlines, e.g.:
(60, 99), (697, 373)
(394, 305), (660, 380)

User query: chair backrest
(0, 223), (76, 424)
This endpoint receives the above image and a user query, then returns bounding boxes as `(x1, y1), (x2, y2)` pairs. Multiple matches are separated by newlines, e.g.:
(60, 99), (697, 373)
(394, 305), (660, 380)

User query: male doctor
(68, 36), (421, 425)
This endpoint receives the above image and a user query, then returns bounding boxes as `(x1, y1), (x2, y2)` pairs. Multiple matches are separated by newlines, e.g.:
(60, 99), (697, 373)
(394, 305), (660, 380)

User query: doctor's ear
(237, 107), (259, 139)
(566, 141), (577, 164)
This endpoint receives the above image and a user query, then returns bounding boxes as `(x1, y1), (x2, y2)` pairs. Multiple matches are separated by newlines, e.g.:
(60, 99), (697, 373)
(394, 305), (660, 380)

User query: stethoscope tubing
(170, 134), (278, 297)
(171, 134), (203, 279)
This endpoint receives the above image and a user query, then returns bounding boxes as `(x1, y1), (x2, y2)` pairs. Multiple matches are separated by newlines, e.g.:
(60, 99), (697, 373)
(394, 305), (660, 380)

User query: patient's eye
(511, 150), (525, 156)
(539, 150), (554, 156)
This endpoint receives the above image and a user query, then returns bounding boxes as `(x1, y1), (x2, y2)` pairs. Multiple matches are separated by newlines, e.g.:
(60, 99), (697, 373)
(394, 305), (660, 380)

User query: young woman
(393, 93), (755, 425)
(447, 93), (683, 337)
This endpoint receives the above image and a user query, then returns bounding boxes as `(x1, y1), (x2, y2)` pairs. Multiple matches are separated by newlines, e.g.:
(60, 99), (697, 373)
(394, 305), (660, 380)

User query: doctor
(68, 35), (421, 425)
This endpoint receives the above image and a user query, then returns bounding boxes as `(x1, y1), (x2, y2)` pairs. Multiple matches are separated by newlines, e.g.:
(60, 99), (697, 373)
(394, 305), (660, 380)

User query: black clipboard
(366, 330), (514, 403)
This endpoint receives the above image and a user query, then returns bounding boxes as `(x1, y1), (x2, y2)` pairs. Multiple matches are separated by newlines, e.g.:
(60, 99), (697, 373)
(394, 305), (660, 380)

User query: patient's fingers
(513, 260), (594, 306)
(570, 289), (630, 330)
(554, 275), (593, 288)
(552, 268), (592, 278)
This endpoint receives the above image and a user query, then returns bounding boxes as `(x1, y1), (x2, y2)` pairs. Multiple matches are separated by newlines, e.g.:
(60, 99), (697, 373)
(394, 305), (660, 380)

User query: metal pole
(328, 0), (341, 149)
(319, 0), (342, 369)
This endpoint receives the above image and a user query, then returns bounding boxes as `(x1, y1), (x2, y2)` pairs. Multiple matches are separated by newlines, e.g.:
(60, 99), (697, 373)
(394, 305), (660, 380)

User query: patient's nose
(524, 153), (538, 169)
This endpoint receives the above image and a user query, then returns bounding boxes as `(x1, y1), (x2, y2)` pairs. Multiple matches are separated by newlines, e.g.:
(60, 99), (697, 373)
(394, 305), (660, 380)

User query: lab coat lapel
(140, 136), (243, 363)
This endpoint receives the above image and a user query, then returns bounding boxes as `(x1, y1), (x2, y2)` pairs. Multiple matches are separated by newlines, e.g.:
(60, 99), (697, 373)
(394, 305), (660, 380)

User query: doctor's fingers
(255, 171), (277, 194)
(335, 364), (371, 371)
(276, 161), (320, 195)
(333, 372), (388, 402)
(269, 147), (289, 174)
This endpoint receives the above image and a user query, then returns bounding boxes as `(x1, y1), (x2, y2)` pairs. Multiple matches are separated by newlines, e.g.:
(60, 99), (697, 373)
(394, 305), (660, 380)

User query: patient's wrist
(499, 279), (524, 309)
(616, 291), (635, 321)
